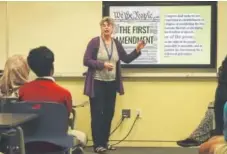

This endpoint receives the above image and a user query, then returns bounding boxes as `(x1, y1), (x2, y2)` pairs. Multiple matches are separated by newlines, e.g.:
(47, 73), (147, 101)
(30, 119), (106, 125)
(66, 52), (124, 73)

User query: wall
(1, 1), (227, 147)
(59, 77), (216, 147)
(6, 1), (101, 76)
(0, 2), (7, 69)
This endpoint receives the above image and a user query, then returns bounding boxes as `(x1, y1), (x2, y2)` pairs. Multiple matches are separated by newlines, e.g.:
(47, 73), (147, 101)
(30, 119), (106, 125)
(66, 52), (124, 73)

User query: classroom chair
(3, 101), (82, 154)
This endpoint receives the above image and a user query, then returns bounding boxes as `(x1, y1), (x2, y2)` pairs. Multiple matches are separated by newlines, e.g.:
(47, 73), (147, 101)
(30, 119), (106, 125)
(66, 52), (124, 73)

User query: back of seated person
(19, 46), (87, 149)
(0, 55), (29, 98)
(0, 55), (29, 153)
(209, 103), (227, 154)
(18, 46), (72, 113)
(198, 102), (227, 154)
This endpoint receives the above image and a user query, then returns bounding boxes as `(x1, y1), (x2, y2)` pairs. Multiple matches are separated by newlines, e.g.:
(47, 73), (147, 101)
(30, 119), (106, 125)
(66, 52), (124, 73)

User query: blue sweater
(223, 102), (227, 141)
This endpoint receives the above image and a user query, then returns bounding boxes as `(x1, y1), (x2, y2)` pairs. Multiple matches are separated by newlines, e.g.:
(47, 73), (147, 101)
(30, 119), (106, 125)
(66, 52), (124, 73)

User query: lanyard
(102, 37), (113, 61)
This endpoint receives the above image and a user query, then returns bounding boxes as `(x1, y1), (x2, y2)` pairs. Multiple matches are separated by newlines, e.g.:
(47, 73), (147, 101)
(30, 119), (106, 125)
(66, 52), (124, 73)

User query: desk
(0, 113), (38, 154)
(0, 113), (37, 128)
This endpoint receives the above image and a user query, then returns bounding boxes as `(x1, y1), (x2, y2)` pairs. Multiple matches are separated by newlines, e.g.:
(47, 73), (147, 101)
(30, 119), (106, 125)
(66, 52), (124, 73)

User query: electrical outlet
(136, 109), (142, 118)
(122, 109), (131, 118)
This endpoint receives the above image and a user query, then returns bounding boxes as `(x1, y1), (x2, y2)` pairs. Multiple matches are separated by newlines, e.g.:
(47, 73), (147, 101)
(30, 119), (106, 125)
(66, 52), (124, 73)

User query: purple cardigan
(83, 36), (141, 98)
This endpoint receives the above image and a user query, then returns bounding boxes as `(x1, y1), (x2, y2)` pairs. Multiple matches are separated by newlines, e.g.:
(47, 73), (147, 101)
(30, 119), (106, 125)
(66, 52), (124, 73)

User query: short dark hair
(27, 46), (54, 77)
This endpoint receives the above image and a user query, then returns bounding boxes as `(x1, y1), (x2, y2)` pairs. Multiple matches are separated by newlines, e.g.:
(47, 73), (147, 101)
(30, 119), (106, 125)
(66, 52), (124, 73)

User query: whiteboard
(7, 1), (102, 77)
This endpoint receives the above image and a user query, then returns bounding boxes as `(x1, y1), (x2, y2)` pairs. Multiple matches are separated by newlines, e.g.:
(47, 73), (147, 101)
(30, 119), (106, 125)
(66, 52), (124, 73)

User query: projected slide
(104, 2), (217, 68)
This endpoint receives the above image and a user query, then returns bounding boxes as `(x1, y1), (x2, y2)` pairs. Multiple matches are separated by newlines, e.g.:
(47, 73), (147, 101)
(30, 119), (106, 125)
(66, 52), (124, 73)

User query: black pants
(214, 99), (226, 135)
(89, 80), (117, 148)
(214, 85), (227, 135)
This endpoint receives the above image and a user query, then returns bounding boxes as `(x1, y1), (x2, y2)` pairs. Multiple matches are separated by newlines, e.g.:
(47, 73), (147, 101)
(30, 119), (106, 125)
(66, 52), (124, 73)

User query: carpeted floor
(84, 147), (198, 154)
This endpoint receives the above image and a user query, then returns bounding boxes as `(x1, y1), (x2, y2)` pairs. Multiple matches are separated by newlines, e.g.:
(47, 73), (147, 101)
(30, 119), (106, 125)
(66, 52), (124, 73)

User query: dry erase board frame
(102, 1), (217, 69)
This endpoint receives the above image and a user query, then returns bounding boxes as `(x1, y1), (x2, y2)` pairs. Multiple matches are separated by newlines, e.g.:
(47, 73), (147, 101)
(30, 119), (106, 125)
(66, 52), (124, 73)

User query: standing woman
(83, 16), (145, 153)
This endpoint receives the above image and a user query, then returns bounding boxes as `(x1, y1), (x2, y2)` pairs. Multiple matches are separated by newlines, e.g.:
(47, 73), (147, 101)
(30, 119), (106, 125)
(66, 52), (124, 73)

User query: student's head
(218, 56), (227, 84)
(100, 16), (115, 37)
(27, 46), (54, 77)
(0, 55), (30, 95)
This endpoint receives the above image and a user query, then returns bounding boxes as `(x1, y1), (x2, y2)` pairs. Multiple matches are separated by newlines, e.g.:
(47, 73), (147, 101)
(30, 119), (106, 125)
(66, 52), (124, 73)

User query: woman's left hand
(136, 40), (146, 52)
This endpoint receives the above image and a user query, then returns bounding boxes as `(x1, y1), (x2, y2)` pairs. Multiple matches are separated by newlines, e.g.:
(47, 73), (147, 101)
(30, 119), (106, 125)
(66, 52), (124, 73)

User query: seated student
(0, 55), (30, 153)
(19, 46), (72, 112)
(213, 102), (227, 154)
(0, 55), (30, 98)
(178, 56), (227, 147)
(198, 57), (227, 154)
(198, 102), (227, 154)
(19, 46), (87, 147)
